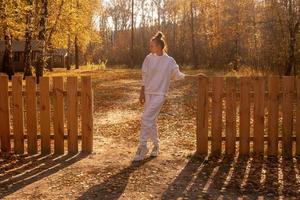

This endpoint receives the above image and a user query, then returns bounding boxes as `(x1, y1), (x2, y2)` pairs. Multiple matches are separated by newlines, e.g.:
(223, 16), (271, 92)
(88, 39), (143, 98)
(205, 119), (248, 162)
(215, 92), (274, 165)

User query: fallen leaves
(1, 68), (300, 199)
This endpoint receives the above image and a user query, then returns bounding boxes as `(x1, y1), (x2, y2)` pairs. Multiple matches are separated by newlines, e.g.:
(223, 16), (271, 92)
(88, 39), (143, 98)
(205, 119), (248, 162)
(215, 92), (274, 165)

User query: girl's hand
(139, 93), (145, 104)
(197, 73), (207, 78)
(139, 86), (145, 104)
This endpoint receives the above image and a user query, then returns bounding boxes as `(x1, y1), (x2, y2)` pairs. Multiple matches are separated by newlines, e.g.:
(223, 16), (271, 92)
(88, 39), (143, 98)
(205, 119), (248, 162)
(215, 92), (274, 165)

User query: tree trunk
(75, 35), (79, 69)
(23, 0), (34, 79)
(66, 33), (71, 70)
(285, 0), (299, 75)
(233, 2), (240, 71)
(131, 0), (134, 67)
(141, 0), (146, 57)
(45, 0), (64, 72)
(36, 0), (48, 83)
(190, 0), (198, 68)
(0, 1), (14, 79)
(2, 31), (14, 80)
(172, 15), (176, 58)
(74, 0), (80, 69)
(285, 28), (297, 75)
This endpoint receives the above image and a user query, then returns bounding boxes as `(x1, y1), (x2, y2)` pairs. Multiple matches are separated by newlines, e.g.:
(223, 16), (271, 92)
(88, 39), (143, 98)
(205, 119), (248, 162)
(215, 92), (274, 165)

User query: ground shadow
(77, 157), (155, 200)
(162, 155), (300, 199)
(0, 152), (88, 198)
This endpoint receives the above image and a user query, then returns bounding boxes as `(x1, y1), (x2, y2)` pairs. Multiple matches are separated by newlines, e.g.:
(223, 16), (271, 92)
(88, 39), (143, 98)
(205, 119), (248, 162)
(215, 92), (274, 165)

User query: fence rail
(0, 75), (93, 155)
(196, 76), (300, 158)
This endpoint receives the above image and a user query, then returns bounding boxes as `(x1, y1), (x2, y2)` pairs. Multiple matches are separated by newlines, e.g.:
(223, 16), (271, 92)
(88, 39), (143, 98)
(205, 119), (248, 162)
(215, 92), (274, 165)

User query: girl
(133, 31), (206, 161)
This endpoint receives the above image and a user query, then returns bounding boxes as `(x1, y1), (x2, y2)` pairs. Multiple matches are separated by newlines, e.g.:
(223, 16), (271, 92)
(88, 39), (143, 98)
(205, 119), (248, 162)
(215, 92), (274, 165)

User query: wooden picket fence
(0, 75), (93, 155)
(196, 76), (300, 158)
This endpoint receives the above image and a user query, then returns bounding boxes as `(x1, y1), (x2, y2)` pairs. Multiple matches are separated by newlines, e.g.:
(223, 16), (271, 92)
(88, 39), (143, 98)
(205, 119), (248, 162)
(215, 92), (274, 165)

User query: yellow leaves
(0, 0), (101, 51)
(48, 0), (101, 49)
(0, 1), (26, 39)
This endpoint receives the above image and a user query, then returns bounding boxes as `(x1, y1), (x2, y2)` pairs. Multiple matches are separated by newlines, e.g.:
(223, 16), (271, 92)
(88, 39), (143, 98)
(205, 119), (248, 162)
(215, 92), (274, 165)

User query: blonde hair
(151, 31), (168, 52)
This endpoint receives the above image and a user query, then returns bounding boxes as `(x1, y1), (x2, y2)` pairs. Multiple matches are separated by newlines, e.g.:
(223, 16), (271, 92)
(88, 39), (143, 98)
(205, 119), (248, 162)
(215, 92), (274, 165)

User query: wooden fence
(0, 75), (93, 155)
(196, 76), (300, 158)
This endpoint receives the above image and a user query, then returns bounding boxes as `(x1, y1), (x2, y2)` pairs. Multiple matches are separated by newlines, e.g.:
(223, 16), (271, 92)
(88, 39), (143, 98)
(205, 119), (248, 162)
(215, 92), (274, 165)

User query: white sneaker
(133, 145), (148, 161)
(150, 145), (160, 157)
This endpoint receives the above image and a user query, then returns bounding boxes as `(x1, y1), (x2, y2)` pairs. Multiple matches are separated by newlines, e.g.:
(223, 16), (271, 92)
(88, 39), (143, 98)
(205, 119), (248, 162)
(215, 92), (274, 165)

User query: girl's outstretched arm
(184, 72), (207, 80)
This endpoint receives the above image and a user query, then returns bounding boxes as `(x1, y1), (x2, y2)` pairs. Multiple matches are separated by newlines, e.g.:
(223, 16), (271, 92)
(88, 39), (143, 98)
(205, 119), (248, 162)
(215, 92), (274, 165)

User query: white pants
(139, 94), (166, 147)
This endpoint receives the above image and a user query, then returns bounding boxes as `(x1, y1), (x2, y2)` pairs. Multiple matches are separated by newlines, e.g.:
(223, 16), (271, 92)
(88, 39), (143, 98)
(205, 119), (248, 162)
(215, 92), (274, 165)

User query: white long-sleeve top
(141, 52), (185, 96)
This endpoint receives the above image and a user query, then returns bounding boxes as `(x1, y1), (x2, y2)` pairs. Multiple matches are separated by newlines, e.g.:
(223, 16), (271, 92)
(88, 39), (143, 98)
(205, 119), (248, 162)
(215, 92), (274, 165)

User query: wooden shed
(0, 40), (67, 71)
(0, 40), (43, 72)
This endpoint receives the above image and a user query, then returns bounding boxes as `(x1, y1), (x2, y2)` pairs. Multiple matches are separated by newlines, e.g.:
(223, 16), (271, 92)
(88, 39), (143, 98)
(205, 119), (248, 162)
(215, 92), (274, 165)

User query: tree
(0, 0), (15, 79)
(131, 0), (134, 67)
(36, 0), (48, 83)
(285, 0), (300, 75)
(189, 0), (197, 68)
(23, 0), (34, 78)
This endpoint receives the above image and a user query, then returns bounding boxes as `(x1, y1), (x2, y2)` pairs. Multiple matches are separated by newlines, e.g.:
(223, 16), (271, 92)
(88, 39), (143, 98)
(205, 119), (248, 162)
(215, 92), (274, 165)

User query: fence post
(26, 76), (38, 155)
(225, 77), (237, 155)
(282, 76), (294, 158)
(253, 77), (265, 156)
(53, 77), (65, 154)
(0, 75), (11, 153)
(297, 77), (300, 156)
(239, 77), (251, 156)
(67, 77), (78, 154)
(12, 76), (24, 154)
(40, 77), (51, 154)
(267, 76), (279, 156)
(211, 77), (223, 156)
(196, 77), (208, 155)
(81, 76), (93, 153)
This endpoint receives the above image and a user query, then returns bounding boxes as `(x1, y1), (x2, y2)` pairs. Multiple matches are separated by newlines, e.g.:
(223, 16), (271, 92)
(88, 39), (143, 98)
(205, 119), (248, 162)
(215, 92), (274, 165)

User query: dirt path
(1, 68), (300, 199)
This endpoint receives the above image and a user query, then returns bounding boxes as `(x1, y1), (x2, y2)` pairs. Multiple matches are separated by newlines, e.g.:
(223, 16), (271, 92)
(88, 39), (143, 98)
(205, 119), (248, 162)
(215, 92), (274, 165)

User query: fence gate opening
(0, 75), (93, 155)
(196, 76), (300, 158)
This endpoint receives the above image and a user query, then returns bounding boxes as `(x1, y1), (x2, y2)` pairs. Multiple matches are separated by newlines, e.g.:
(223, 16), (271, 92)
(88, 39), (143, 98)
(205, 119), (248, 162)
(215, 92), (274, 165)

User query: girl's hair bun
(152, 31), (167, 52)
(155, 31), (164, 40)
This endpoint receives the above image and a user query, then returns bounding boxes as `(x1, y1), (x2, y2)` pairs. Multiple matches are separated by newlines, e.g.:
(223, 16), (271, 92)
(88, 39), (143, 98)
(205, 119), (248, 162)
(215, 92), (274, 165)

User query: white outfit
(141, 53), (186, 96)
(139, 53), (185, 147)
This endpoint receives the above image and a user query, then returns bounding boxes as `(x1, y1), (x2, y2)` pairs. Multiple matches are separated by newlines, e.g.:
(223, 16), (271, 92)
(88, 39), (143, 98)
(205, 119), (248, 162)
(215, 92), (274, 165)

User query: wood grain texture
(26, 76), (38, 154)
(81, 76), (93, 153)
(67, 77), (78, 153)
(12, 76), (24, 154)
(0, 76), (11, 153)
(53, 77), (65, 154)
(196, 77), (208, 155)
(239, 77), (251, 155)
(40, 77), (51, 154)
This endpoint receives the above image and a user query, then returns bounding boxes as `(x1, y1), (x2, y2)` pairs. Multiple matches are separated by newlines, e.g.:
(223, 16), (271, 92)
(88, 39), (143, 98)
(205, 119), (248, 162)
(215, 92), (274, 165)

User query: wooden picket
(53, 77), (64, 154)
(196, 76), (299, 158)
(297, 78), (300, 156)
(12, 76), (25, 154)
(211, 77), (223, 156)
(40, 77), (51, 154)
(225, 77), (237, 155)
(253, 77), (265, 155)
(67, 77), (79, 154)
(0, 76), (10, 153)
(239, 77), (250, 155)
(282, 76), (294, 158)
(267, 76), (279, 156)
(196, 77), (208, 155)
(81, 76), (93, 153)
(26, 76), (38, 155)
(0, 75), (93, 155)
